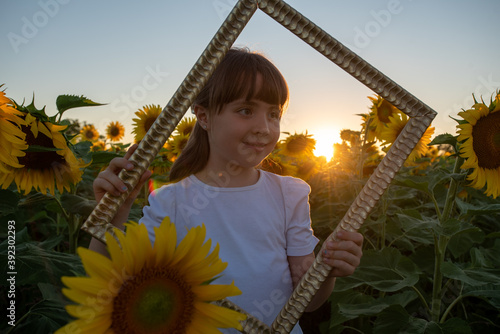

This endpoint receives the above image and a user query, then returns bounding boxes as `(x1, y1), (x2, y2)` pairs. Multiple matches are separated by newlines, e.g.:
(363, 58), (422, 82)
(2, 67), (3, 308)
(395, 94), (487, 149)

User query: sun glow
(312, 129), (339, 161)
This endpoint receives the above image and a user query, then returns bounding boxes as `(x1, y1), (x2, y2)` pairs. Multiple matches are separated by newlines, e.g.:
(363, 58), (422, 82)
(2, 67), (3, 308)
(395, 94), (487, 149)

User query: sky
(1, 0), (499, 159)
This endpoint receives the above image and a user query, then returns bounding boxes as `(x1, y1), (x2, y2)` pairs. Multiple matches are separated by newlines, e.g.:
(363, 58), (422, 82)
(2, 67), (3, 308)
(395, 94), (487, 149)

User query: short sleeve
(139, 185), (177, 244)
(283, 177), (319, 256)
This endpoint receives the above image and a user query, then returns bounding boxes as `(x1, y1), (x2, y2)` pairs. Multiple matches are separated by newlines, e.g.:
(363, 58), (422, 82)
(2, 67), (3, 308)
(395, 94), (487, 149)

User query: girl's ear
(193, 104), (209, 130)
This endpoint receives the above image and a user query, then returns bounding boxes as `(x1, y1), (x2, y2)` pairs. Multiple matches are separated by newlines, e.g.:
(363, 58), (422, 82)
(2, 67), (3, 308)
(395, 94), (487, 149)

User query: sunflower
(175, 117), (196, 136)
(296, 158), (318, 181)
(168, 133), (190, 161)
(259, 153), (297, 176)
(457, 94), (500, 198)
(91, 140), (107, 152)
(80, 124), (99, 141)
(279, 132), (316, 157)
(367, 95), (400, 138)
(106, 121), (125, 142)
(132, 104), (162, 142)
(360, 113), (377, 142)
(0, 86), (28, 173)
(379, 112), (435, 162)
(57, 217), (245, 334)
(150, 149), (173, 176)
(0, 113), (88, 195)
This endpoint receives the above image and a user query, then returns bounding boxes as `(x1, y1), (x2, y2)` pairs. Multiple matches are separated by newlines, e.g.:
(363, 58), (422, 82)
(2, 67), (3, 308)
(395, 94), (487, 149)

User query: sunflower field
(1, 85), (499, 333)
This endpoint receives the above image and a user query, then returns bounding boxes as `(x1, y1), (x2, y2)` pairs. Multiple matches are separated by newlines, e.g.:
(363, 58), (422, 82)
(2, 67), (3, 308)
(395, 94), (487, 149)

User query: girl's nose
(253, 113), (271, 135)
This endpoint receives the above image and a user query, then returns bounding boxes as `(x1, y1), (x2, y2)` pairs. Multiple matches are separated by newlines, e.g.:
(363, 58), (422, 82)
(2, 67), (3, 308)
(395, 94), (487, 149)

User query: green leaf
(12, 97), (50, 121)
(11, 299), (72, 334)
(70, 140), (93, 163)
(327, 290), (374, 329)
(463, 284), (500, 309)
(440, 318), (473, 334)
(441, 261), (500, 286)
(335, 248), (421, 292)
(0, 229), (84, 286)
(455, 199), (500, 217)
(0, 189), (20, 217)
(338, 290), (417, 317)
(60, 194), (97, 218)
(470, 247), (492, 268)
(373, 305), (442, 334)
(429, 133), (457, 147)
(444, 220), (485, 258)
(393, 170), (451, 196)
(24, 145), (62, 152)
(90, 151), (123, 165)
(55, 94), (105, 114)
(392, 175), (431, 195)
(397, 213), (437, 246)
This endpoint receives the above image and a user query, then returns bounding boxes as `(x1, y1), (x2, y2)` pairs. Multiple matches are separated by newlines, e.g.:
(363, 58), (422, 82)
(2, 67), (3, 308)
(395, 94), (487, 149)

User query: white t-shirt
(140, 170), (319, 333)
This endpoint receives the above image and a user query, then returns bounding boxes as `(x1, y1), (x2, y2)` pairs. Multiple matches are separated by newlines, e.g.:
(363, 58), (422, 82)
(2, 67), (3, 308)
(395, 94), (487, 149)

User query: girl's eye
(269, 110), (280, 119)
(238, 108), (252, 116)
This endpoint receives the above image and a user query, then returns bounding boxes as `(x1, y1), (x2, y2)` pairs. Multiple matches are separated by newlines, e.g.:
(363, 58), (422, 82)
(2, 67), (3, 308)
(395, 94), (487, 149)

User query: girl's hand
(322, 230), (364, 277)
(93, 144), (152, 207)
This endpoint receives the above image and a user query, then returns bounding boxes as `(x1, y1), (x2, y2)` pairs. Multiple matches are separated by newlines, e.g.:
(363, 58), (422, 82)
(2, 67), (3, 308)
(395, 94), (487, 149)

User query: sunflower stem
(440, 281), (464, 323)
(358, 116), (373, 180)
(441, 156), (464, 222)
(430, 155), (463, 322)
(68, 214), (83, 253)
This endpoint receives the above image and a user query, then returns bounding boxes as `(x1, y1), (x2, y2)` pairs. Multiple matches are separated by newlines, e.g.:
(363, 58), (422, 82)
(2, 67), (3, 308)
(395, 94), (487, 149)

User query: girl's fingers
(94, 178), (123, 197)
(94, 143), (150, 203)
(124, 143), (139, 160)
(337, 230), (364, 247)
(323, 248), (360, 267)
(108, 157), (135, 174)
(322, 231), (364, 276)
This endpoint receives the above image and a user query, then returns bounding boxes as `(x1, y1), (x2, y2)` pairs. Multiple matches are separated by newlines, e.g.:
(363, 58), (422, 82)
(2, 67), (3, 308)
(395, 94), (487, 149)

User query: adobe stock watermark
(212, 0), (238, 21)
(211, 0), (412, 54)
(439, 74), (499, 129)
(347, 0), (412, 53)
(7, 0), (71, 54)
(249, 254), (315, 321)
(96, 64), (170, 130)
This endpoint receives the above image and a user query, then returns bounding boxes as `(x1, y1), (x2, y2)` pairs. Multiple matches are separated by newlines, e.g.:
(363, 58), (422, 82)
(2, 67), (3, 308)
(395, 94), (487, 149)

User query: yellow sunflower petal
(114, 227), (137, 275)
(65, 304), (112, 321)
(105, 231), (125, 271)
(123, 222), (153, 268)
(484, 168), (500, 198)
(194, 302), (246, 330)
(61, 276), (109, 296)
(172, 224), (206, 267)
(55, 317), (111, 334)
(458, 110), (480, 125)
(153, 217), (177, 266)
(77, 247), (115, 281)
(192, 281), (242, 301)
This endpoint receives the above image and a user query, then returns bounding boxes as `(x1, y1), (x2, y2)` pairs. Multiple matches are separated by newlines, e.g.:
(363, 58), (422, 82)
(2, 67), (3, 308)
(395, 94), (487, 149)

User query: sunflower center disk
(18, 125), (65, 169)
(110, 127), (120, 136)
(112, 267), (195, 334)
(378, 100), (395, 123)
(472, 111), (500, 169)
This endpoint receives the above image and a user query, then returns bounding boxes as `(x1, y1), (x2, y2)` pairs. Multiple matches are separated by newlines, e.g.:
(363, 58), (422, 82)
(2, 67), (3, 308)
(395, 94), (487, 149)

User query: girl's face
(204, 97), (281, 170)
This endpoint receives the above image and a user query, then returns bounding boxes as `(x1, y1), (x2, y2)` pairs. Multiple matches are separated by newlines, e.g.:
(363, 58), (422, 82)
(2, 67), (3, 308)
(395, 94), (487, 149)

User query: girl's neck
(195, 162), (260, 188)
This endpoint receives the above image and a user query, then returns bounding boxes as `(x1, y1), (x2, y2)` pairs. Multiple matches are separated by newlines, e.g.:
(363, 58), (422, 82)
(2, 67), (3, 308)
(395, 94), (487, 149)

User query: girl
(91, 48), (363, 333)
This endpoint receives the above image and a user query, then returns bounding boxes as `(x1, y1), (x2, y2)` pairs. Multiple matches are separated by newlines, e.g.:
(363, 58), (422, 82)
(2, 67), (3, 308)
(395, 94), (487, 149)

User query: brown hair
(169, 48), (289, 182)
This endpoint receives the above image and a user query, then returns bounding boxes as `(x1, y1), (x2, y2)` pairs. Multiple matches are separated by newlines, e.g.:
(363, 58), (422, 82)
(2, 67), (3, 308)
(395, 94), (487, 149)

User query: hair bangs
(203, 49), (289, 114)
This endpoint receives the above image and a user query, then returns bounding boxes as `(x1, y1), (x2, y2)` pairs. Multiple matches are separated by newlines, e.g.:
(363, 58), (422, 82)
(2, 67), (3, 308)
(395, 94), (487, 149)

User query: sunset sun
(312, 128), (339, 160)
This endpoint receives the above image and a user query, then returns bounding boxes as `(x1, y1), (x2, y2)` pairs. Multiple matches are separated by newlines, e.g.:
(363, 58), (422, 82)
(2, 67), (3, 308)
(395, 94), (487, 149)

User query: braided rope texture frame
(82, 0), (437, 332)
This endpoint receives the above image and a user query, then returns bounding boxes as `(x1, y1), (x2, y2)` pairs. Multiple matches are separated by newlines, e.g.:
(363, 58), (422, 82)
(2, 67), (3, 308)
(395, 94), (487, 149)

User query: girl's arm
(88, 144), (152, 256)
(288, 230), (363, 312)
